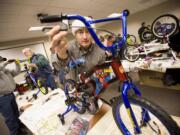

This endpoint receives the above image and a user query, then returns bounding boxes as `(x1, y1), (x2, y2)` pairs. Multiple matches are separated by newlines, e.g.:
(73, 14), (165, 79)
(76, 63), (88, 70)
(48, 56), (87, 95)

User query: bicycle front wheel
(123, 46), (139, 62)
(151, 14), (179, 39)
(112, 96), (180, 135)
(86, 97), (99, 115)
(141, 30), (154, 43)
(64, 79), (86, 114)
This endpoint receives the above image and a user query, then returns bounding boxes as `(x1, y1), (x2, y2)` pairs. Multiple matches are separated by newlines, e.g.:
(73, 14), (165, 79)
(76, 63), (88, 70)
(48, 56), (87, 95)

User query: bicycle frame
(41, 10), (150, 133)
(79, 58), (142, 133)
(135, 41), (169, 56)
(24, 65), (42, 98)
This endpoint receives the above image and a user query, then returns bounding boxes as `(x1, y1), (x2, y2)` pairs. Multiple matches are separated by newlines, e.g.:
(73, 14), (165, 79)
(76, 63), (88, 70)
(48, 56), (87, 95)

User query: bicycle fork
(121, 81), (150, 134)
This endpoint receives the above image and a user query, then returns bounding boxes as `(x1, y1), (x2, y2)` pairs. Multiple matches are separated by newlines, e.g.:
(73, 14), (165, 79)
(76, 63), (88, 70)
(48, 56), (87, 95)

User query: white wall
(0, 37), (50, 60)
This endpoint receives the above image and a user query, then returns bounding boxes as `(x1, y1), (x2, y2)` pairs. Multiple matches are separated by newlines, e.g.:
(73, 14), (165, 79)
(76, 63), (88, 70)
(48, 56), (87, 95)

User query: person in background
(147, 24), (151, 31)
(103, 34), (115, 47)
(22, 48), (57, 90)
(138, 22), (147, 42)
(103, 34), (115, 60)
(169, 28), (180, 58)
(0, 56), (21, 135)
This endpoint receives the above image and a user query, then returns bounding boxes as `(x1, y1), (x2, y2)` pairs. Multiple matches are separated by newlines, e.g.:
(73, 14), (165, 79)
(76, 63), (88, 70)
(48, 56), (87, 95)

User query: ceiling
(0, 0), (168, 43)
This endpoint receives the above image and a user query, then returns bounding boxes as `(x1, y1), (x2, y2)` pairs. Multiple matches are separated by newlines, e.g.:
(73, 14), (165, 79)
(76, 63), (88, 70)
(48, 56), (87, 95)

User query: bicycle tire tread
(112, 95), (180, 135)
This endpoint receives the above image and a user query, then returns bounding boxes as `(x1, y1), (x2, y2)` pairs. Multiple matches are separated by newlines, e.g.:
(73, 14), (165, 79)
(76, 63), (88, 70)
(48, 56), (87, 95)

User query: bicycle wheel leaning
(123, 46), (140, 62)
(141, 29), (154, 43)
(151, 14), (179, 39)
(64, 79), (86, 114)
(126, 34), (137, 46)
(112, 96), (180, 135)
(86, 96), (99, 115)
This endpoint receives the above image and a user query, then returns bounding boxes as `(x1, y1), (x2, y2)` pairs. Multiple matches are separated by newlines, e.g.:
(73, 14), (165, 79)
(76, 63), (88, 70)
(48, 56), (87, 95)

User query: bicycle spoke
(118, 104), (170, 135)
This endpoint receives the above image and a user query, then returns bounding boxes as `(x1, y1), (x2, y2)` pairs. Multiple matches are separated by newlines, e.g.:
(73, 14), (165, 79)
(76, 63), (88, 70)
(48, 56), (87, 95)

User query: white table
(17, 89), (106, 135)
(122, 58), (180, 73)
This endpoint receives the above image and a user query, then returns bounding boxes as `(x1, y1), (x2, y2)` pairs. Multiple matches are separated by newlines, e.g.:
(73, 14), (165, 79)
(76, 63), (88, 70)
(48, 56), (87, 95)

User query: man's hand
(15, 59), (21, 65)
(27, 63), (37, 68)
(46, 25), (68, 48)
(46, 25), (69, 59)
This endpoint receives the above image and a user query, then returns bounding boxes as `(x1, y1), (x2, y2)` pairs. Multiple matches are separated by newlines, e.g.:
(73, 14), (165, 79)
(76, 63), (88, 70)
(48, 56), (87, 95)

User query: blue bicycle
(59, 57), (99, 120)
(40, 10), (180, 134)
(24, 64), (48, 100)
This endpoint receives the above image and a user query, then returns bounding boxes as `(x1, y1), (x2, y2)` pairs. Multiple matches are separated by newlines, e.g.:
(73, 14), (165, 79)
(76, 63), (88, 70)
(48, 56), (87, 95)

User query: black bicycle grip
(40, 15), (67, 23)
(123, 9), (130, 16)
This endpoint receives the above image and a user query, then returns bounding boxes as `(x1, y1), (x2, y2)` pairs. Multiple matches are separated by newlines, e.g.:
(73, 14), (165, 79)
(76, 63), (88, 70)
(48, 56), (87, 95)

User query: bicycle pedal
(32, 94), (38, 99)
(58, 114), (65, 125)
(109, 97), (117, 105)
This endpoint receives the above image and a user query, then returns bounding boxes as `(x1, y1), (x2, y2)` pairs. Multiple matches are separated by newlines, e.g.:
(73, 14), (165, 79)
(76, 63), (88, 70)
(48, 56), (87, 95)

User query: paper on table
(19, 89), (102, 135)
(19, 89), (66, 134)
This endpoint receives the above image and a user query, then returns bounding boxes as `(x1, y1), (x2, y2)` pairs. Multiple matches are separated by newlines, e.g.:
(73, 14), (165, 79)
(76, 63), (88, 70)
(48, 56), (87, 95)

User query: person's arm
(35, 54), (49, 68)
(2, 62), (9, 67)
(51, 53), (69, 70)
(5, 60), (21, 77)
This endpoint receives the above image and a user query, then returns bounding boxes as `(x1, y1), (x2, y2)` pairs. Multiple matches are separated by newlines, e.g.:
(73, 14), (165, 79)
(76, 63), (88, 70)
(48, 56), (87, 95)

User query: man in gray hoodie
(49, 17), (106, 83)
(0, 56), (21, 135)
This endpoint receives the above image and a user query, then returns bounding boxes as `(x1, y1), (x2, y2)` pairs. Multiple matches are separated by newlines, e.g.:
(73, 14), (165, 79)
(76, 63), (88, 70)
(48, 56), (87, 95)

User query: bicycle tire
(127, 35), (137, 46)
(74, 98), (86, 114)
(37, 80), (48, 95)
(141, 29), (154, 43)
(25, 76), (35, 90)
(39, 87), (48, 95)
(151, 14), (179, 39)
(64, 79), (86, 114)
(112, 96), (180, 135)
(86, 97), (99, 115)
(64, 79), (77, 96)
(123, 46), (139, 62)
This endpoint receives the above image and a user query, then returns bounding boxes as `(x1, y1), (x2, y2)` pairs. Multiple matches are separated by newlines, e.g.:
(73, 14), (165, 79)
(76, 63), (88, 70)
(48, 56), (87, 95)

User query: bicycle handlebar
(40, 15), (68, 23)
(40, 10), (129, 54)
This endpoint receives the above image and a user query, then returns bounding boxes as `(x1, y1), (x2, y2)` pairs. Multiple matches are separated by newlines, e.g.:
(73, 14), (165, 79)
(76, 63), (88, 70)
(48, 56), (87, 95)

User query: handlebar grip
(123, 9), (130, 16)
(40, 15), (67, 23)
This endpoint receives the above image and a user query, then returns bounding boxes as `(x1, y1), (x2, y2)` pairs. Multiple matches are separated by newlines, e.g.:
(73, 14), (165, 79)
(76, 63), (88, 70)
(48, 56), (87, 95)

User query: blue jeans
(36, 70), (57, 90)
(0, 93), (20, 135)
(44, 74), (57, 90)
(59, 69), (66, 84)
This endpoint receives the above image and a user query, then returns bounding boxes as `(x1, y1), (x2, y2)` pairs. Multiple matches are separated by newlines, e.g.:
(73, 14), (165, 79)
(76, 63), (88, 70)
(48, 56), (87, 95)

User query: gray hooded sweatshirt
(0, 62), (21, 95)
(51, 39), (106, 81)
